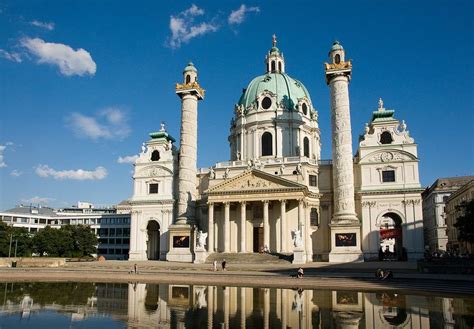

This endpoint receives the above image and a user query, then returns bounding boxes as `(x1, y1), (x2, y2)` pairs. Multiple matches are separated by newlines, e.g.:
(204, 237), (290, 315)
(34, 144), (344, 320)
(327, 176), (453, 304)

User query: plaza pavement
(0, 260), (472, 296)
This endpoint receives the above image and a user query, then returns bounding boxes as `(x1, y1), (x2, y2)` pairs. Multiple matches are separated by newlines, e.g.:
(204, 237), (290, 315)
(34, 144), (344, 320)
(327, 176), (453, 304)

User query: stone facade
(422, 176), (474, 252)
(127, 39), (424, 263)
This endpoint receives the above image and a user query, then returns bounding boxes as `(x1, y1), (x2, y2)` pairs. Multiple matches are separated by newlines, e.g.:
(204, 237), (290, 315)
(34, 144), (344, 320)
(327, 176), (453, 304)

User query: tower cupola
(183, 62), (198, 85)
(265, 34), (285, 73)
(328, 40), (345, 64)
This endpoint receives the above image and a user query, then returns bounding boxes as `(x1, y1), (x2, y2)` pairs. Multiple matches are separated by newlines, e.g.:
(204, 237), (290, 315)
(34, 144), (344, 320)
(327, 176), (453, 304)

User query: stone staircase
(205, 253), (292, 264)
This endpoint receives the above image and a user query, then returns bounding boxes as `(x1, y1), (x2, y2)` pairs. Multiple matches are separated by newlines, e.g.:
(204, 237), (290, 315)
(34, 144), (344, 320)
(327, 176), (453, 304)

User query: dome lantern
(265, 34), (285, 73)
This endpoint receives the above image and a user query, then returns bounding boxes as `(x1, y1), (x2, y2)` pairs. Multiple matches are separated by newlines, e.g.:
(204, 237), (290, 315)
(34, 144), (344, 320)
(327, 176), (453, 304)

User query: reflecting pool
(0, 282), (473, 328)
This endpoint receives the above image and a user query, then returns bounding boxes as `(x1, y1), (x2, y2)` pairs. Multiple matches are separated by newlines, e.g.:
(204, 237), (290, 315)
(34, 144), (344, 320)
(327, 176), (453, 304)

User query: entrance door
(253, 227), (264, 252)
(147, 221), (160, 260)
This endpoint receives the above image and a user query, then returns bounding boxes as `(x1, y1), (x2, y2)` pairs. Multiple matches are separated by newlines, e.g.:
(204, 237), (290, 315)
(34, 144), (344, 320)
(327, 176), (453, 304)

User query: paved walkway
(0, 260), (472, 296)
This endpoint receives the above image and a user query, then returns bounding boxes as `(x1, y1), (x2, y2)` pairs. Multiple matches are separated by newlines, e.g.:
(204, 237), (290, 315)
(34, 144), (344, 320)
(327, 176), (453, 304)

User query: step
(205, 253), (292, 264)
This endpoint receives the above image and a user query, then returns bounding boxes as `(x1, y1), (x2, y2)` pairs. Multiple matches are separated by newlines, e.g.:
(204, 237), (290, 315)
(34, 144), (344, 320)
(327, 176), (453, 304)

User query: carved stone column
(207, 286), (213, 329)
(224, 202), (230, 252)
(167, 63), (204, 263)
(280, 200), (287, 253)
(263, 200), (270, 250)
(240, 288), (246, 329)
(325, 42), (362, 262)
(208, 202), (214, 253)
(240, 201), (247, 253)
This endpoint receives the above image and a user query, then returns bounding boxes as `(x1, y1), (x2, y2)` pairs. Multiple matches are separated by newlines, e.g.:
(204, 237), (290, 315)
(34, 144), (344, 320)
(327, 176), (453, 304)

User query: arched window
(278, 62), (282, 72)
(335, 54), (341, 64)
(303, 137), (310, 157)
(151, 150), (160, 161)
(261, 132), (273, 156)
(380, 131), (393, 144)
(271, 61), (276, 72)
(185, 74), (191, 84)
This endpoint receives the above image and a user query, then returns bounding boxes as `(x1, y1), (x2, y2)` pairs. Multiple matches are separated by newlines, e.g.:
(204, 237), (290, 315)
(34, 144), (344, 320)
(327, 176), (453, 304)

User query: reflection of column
(263, 201), (270, 250)
(224, 287), (230, 328)
(240, 202), (246, 252)
(224, 202), (230, 252)
(281, 289), (287, 329)
(305, 206), (312, 261)
(280, 200), (287, 252)
(240, 288), (246, 329)
(207, 286), (213, 329)
(264, 288), (270, 329)
(208, 203), (214, 253)
(298, 200), (306, 254)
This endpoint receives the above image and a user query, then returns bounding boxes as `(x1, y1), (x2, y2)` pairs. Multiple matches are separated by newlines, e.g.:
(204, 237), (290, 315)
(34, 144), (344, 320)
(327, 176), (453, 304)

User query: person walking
(213, 260), (217, 272)
(221, 259), (227, 271)
(134, 263), (138, 274)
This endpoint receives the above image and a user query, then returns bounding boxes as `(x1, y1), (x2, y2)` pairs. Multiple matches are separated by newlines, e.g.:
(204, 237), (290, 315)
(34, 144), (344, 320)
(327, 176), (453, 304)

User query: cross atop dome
(272, 34), (277, 47)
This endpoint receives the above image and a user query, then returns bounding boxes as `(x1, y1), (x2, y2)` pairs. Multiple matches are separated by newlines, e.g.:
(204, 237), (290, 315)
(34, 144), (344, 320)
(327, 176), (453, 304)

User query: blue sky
(0, 0), (473, 209)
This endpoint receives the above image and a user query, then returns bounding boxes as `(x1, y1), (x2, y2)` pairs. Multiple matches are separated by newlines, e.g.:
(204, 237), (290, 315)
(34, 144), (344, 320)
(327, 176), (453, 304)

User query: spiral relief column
(167, 62), (205, 263)
(325, 41), (363, 262)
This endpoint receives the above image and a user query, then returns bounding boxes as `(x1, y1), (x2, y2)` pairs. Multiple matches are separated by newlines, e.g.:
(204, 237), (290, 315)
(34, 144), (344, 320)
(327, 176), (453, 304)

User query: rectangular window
(382, 170), (395, 182)
(309, 175), (318, 187)
(149, 183), (159, 194)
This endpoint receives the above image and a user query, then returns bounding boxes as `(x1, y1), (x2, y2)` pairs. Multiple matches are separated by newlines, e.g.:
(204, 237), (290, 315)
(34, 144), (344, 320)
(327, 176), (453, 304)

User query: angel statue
(291, 229), (303, 248)
(196, 230), (208, 249)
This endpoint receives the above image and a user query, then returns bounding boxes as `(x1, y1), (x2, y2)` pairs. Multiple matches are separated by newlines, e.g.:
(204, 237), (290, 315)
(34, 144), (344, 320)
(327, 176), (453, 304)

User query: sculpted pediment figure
(207, 169), (305, 194)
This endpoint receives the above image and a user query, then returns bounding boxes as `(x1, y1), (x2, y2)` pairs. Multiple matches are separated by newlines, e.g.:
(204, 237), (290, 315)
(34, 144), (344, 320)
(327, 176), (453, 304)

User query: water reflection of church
(2, 282), (472, 328)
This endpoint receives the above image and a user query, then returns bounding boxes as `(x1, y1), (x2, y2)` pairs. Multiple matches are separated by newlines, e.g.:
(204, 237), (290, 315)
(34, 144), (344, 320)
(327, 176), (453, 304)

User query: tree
(454, 200), (474, 244)
(63, 225), (97, 257)
(32, 226), (73, 257)
(0, 222), (33, 257)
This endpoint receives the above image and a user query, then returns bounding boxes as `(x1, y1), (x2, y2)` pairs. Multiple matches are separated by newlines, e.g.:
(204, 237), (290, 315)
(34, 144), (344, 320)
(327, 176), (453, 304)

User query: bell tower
(325, 41), (363, 262)
(167, 62), (205, 263)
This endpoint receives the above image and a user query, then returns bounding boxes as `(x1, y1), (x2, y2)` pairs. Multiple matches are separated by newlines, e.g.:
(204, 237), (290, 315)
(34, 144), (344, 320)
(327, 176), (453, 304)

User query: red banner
(380, 229), (401, 239)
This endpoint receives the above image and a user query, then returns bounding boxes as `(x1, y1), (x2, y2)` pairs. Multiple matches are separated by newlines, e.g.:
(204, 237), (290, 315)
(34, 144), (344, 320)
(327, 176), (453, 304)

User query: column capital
(207, 201), (214, 206)
(223, 201), (230, 206)
(279, 199), (287, 204)
(262, 200), (270, 205)
(240, 201), (247, 206)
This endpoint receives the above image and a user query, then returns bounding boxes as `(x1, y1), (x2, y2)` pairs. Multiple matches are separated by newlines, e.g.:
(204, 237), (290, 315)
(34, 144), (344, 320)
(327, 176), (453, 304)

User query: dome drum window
(302, 102), (308, 115)
(261, 132), (273, 156)
(261, 97), (272, 110)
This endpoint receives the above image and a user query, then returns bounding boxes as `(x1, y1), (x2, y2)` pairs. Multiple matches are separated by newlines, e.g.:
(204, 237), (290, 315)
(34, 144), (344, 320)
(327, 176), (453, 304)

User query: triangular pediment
(206, 169), (306, 194)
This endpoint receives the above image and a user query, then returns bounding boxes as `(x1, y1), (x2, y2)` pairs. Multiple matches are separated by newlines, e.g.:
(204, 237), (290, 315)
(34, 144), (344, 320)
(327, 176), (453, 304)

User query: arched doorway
(379, 213), (405, 261)
(147, 221), (160, 260)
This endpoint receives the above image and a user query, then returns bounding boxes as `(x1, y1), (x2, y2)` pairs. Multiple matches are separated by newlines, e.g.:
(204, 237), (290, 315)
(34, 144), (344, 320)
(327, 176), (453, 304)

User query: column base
(194, 248), (208, 264)
(128, 251), (147, 261)
(329, 222), (364, 263)
(166, 224), (194, 263)
(292, 248), (306, 264)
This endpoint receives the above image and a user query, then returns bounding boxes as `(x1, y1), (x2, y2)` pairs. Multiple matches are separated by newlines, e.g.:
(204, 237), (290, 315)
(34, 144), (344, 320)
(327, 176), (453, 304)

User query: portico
(205, 170), (319, 259)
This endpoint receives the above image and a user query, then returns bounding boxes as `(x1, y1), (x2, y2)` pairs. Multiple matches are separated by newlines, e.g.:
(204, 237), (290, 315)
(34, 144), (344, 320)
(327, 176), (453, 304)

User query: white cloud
(35, 164), (107, 180)
(0, 144), (7, 168)
(67, 107), (130, 140)
(21, 37), (96, 76)
(30, 20), (55, 31)
(10, 169), (22, 177)
(22, 196), (55, 205)
(228, 4), (260, 25)
(168, 4), (218, 48)
(117, 155), (139, 164)
(0, 49), (22, 63)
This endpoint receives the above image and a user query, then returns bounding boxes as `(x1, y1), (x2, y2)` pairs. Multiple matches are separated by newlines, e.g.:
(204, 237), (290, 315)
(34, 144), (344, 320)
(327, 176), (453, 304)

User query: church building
(127, 38), (424, 263)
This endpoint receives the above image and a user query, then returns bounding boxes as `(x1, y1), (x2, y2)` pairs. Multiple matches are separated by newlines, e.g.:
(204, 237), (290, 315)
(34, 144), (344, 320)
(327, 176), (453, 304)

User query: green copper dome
(330, 40), (343, 52)
(238, 72), (312, 110)
(183, 62), (197, 73)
